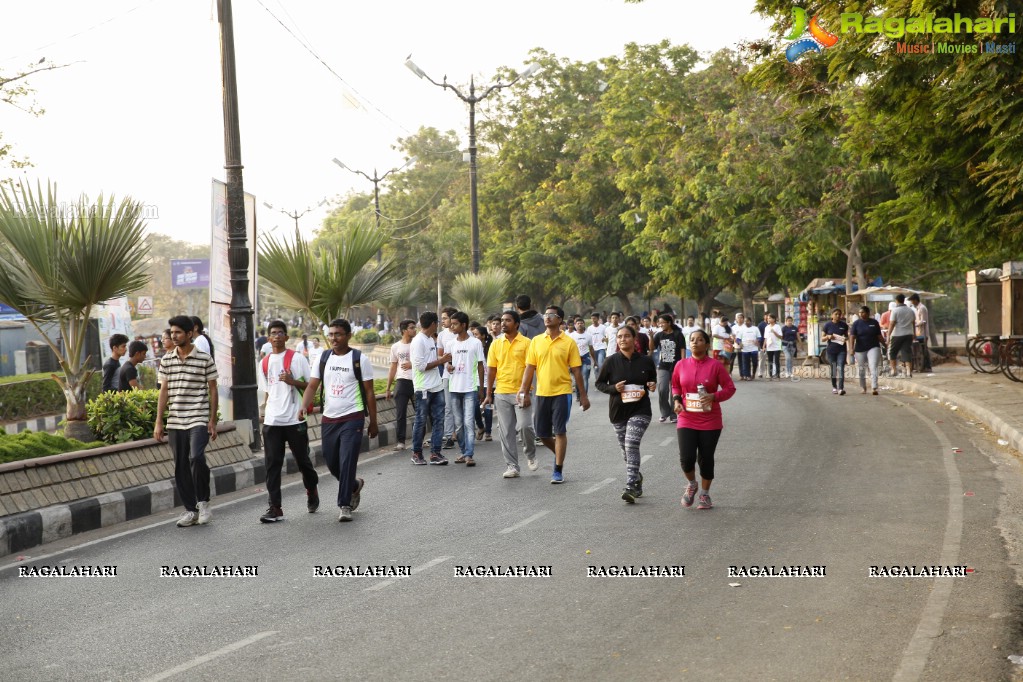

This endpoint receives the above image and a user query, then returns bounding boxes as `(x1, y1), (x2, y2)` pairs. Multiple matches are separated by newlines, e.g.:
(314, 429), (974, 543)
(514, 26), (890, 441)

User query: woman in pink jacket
(671, 329), (736, 510)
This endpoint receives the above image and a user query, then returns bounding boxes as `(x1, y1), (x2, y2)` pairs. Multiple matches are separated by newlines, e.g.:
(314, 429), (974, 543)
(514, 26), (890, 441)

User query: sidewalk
(876, 361), (1023, 455)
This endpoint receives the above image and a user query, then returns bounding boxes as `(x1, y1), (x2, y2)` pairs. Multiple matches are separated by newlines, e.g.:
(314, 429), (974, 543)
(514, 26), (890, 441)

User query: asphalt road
(2, 377), (1022, 681)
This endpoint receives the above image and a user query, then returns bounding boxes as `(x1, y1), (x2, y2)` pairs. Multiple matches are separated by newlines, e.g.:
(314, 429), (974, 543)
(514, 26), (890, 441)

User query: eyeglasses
(543, 312), (561, 319)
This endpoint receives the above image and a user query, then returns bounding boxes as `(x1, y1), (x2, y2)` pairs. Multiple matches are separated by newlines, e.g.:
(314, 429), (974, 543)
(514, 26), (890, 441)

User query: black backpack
(317, 348), (367, 414)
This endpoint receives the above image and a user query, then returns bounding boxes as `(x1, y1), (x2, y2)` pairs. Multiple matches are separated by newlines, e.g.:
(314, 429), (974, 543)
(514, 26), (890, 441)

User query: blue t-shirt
(850, 318), (883, 353)
(823, 320), (850, 354)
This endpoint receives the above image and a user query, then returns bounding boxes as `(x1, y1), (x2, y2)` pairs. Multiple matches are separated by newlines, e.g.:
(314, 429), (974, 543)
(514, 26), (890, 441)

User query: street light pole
(405, 58), (541, 274)
(263, 200), (327, 233)
(332, 157), (417, 263)
(217, 0), (259, 451)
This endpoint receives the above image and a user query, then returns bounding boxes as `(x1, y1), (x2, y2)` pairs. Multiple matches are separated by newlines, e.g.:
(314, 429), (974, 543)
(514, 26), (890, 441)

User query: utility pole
(332, 157), (416, 264)
(217, 0), (259, 451)
(405, 58), (541, 274)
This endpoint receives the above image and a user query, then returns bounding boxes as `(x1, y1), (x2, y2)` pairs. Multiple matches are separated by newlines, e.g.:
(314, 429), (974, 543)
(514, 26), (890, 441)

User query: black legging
(677, 427), (722, 480)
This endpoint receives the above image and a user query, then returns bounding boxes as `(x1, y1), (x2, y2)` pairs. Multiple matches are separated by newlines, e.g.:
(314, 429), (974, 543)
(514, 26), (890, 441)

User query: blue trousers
(412, 389), (445, 455)
(321, 418), (364, 507)
(449, 390), (479, 457)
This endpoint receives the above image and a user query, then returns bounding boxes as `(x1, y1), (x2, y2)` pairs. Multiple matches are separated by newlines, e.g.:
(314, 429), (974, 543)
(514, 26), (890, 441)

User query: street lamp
(405, 57), (541, 273)
(262, 199), (327, 232)
(332, 156), (417, 262)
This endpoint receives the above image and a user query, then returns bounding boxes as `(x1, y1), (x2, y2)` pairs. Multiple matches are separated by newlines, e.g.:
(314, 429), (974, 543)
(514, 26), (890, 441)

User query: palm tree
(258, 223), (405, 326)
(451, 267), (511, 322)
(0, 181), (151, 441)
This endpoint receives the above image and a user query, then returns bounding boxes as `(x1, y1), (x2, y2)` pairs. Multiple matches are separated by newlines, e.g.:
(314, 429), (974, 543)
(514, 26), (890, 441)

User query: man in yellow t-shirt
(519, 305), (591, 484)
(483, 310), (536, 478)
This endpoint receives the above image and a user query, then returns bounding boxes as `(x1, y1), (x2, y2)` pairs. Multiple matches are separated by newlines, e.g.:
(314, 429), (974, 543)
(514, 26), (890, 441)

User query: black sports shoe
(442, 438), (456, 450)
(350, 477), (365, 511)
(429, 453), (449, 465)
(621, 486), (638, 504)
(306, 487), (319, 513)
(260, 506), (284, 523)
(411, 454), (428, 465)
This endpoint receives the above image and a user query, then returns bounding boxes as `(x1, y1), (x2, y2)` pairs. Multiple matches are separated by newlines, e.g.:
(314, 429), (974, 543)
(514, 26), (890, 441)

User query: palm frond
(451, 267), (512, 322)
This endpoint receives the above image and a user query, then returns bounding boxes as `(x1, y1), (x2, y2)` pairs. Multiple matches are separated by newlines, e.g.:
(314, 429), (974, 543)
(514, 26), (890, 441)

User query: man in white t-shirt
(737, 315), (762, 381)
(385, 319), (417, 451)
(259, 319), (319, 524)
(585, 312), (608, 373)
(762, 313), (783, 380)
(302, 318), (378, 523)
(605, 311), (623, 355)
(569, 317), (595, 402)
(410, 311), (452, 465)
(436, 307), (459, 450)
(680, 316), (699, 358)
(445, 311), (486, 464)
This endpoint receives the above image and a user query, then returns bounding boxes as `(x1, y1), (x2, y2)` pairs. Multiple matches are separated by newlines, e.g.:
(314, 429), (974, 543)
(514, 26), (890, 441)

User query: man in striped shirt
(155, 315), (219, 528)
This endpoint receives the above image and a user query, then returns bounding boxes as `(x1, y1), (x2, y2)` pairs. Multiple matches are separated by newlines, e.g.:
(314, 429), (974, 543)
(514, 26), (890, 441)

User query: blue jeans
(593, 348), (606, 374)
(828, 350), (847, 390)
(412, 389), (445, 455)
(740, 351), (757, 378)
(576, 359), (591, 400)
(321, 418), (364, 507)
(449, 390), (479, 457)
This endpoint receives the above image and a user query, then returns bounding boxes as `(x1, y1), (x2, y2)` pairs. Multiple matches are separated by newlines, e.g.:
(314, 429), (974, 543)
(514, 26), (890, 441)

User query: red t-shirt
(670, 355), (736, 430)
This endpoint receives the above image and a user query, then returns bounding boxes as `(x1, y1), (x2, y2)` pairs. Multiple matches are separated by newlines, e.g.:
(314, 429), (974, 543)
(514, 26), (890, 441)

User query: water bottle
(697, 384), (710, 412)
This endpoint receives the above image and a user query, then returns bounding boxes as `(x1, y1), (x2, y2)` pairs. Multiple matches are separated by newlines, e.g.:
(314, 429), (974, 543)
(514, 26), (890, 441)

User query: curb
(883, 377), (1023, 456)
(0, 413), (65, 435)
(0, 420), (406, 557)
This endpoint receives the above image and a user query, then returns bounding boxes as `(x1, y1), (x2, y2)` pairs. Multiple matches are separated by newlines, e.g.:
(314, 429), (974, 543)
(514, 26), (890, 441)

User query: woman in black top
(470, 322), (493, 440)
(850, 306), (884, 395)
(596, 325), (658, 504)
(781, 316), (798, 378)
(822, 308), (851, 395)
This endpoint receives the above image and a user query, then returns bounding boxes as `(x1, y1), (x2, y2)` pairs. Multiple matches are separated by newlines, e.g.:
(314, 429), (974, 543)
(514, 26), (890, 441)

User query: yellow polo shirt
(526, 330), (582, 397)
(488, 333), (531, 394)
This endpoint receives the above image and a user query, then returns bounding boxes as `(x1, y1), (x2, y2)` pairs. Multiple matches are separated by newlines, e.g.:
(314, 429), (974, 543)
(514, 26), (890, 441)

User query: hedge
(0, 373), (103, 423)
(0, 429), (101, 465)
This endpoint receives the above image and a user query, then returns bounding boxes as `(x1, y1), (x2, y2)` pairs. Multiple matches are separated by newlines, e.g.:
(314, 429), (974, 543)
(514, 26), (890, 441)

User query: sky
(2, 0), (773, 246)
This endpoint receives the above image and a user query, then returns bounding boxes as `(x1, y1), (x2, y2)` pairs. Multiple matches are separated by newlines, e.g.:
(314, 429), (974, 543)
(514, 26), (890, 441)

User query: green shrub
(86, 389), (162, 444)
(353, 329), (379, 344)
(379, 332), (396, 346)
(0, 373), (103, 422)
(0, 431), (101, 465)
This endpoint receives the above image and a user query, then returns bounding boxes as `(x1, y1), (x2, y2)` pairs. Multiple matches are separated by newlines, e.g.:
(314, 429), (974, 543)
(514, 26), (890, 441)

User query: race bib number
(621, 384), (645, 403)
(685, 393), (708, 412)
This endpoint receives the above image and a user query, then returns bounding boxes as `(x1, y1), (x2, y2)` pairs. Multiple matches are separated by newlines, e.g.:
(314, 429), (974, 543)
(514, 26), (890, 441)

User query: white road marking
(891, 401), (965, 682)
(659, 437), (674, 447)
(365, 555), (452, 592)
(579, 478), (616, 495)
(140, 631), (277, 681)
(0, 449), (396, 572)
(641, 454), (654, 464)
(498, 510), (550, 534)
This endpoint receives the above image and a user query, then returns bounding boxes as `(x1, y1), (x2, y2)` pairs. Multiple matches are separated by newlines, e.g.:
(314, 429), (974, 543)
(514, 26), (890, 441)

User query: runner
(672, 329), (736, 510)
(258, 319), (319, 523)
(519, 306), (591, 484)
(595, 325), (657, 503)
(301, 318), (378, 522)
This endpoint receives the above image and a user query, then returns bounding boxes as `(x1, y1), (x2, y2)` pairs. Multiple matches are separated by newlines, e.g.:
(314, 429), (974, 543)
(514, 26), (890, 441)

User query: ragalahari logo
(785, 7), (840, 62)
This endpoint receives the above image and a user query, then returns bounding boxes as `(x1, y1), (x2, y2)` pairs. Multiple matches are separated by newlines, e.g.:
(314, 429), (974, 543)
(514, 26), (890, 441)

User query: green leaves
(451, 267), (511, 321)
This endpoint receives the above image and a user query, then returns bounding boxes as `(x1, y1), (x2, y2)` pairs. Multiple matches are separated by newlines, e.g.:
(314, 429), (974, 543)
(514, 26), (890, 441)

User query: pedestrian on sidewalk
(519, 305), (590, 484)
(385, 319), (417, 451)
(102, 333), (129, 393)
(302, 318), (378, 523)
(671, 329), (736, 510)
(909, 293), (933, 372)
(850, 306), (884, 395)
(154, 316), (219, 528)
(823, 308), (850, 395)
(258, 320), (319, 523)
(445, 311), (485, 466)
(117, 340), (148, 391)
(887, 294), (917, 378)
(596, 325), (657, 503)
(484, 310), (537, 478)
(409, 312), (451, 466)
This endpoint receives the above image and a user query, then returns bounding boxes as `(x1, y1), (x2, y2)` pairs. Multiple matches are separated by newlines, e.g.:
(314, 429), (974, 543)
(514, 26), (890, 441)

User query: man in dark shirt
(102, 334), (129, 392)
(652, 314), (686, 423)
(117, 340), (149, 391)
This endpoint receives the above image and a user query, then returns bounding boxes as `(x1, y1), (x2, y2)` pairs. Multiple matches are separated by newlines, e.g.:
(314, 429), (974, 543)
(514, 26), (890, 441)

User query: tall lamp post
(263, 199), (327, 232)
(332, 156), (417, 263)
(405, 58), (541, 274)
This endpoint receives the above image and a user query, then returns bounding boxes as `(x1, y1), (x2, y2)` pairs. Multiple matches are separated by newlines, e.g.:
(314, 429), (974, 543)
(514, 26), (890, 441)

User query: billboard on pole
(170, 259), (211, 289)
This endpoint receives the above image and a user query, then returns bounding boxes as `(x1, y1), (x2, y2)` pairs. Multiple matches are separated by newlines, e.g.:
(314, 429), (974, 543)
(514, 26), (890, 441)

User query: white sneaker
(176, 510), (198, 527)
(338, 506), (353, 522)
(393, 442), (407, 451)
(197, 501), (212, 525)
(526, 457), (539, 472)
(503, 466), (520, 478)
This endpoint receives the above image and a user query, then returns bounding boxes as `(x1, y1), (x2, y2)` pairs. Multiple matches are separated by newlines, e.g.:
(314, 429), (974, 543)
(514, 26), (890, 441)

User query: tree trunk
(616, 293), (634, 316)
(61, 374), (95, 442)
(738, 281), (756, 318)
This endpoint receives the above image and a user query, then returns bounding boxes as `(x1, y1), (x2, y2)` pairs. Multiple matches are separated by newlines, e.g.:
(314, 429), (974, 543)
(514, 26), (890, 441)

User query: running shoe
(621, 485), (638, 504)
(526, 457), (539, 472)
(832, 388), (838, 394)
(551, 470), (564, 484)
(196, 501), (212, 525)
(681, 481), (698, 507)
(338, 506), (353, 522)
(307, 487), (320, 513)
(696, 493), (713, 510)
(442, 438), (456, 450)
(429, 453), (449, 465)
(176, 510), (198, 527)
(503, 466), (520, 478)
(839, 389), (846, 396)
(393, 442), (407, 451)
(259, 506), (284, 523)
(350, 477), (365, 511)
(411, 454), (428, 465)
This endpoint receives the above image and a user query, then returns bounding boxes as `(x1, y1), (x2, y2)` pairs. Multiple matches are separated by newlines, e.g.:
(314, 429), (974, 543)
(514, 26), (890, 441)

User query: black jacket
(595, 350), (657, 423)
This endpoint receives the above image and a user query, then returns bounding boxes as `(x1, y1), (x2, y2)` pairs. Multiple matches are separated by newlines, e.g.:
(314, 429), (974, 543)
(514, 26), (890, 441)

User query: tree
(259, 223), (405, 325)
(1, 61), (67, 178)
(451, 267), (512, 322)
(0, 181), (151, 441)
